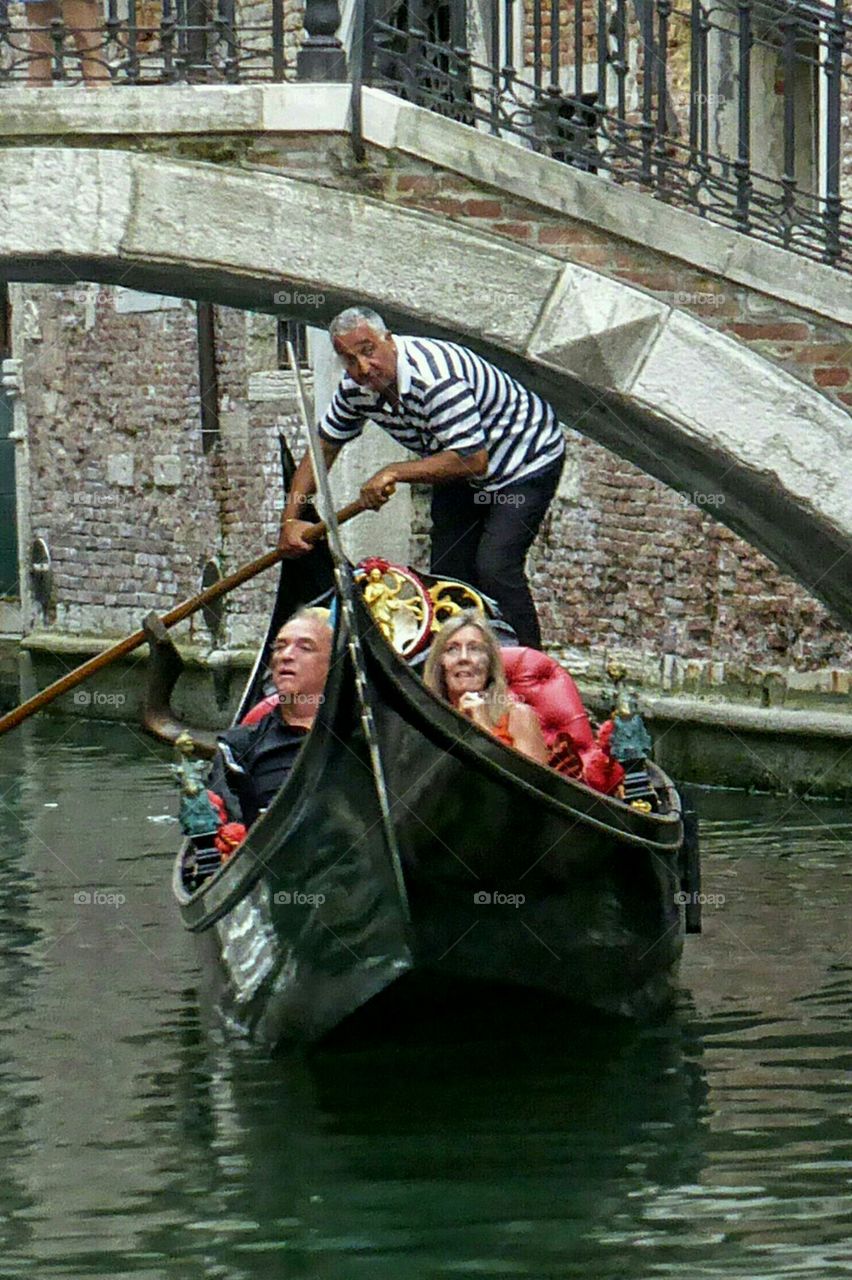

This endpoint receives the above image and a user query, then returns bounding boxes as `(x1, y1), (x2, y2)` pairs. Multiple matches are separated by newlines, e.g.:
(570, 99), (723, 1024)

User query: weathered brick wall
(839, 47), (844, 207)
(530, 431), (852, 684)
(21, 285), (214, 641)
(17, 286), (305, 647)
(236, 0), (306, 75)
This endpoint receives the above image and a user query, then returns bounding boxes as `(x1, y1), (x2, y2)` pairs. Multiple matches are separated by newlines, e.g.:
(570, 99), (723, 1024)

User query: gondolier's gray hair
(422, 610), (511, 729)
(329, 307), (388, 340)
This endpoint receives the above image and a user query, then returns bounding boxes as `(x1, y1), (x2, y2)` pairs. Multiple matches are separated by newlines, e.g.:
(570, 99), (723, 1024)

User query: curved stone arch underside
(1, 147), (849, 630)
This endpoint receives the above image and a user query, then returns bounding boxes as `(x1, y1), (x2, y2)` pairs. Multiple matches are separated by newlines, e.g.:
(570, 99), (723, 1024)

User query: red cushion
(500, 646), (594, 752)
(240, 693), (279, 725)
(500, 647), (623, 794)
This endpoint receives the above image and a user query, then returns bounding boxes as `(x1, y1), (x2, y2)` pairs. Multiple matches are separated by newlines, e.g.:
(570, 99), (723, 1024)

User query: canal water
(0, 718), (849, 1279)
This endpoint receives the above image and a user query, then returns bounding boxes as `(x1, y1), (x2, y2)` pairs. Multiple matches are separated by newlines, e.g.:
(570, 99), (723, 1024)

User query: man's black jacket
(208, 712), (310, 828)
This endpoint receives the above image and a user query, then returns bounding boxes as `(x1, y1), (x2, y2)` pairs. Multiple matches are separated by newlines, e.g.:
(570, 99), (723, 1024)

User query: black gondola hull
(174, 586), (685, 1044)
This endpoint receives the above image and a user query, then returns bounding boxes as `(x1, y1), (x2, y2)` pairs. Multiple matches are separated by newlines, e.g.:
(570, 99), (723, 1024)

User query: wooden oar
(0, 498), (369, 736)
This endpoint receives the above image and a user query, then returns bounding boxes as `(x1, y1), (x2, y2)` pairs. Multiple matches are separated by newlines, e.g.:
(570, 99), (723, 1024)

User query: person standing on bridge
(278, 307), (564, 648)
(23, 0), (110, 85)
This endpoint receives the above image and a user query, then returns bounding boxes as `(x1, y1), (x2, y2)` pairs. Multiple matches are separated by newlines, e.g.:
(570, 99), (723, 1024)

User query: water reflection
(134, 1005), (707, 1279)
(0, 721), (849, 1279)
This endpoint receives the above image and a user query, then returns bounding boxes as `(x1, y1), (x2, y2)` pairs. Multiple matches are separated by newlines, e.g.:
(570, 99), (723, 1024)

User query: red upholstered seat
(501, 646), (595, 752)
(240, 693), (279, 726)
(501, 646), (623, 794)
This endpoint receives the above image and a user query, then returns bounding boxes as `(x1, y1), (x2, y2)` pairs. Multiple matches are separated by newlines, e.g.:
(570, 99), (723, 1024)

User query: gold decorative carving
(428, 581), (485, 631)
(361, 566), (429, 654)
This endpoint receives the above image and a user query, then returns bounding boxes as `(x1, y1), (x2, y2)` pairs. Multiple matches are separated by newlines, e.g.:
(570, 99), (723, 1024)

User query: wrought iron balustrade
(0, 0), (848, 271)
(0, 0), (287, 84)
(361, 0), (851, 269)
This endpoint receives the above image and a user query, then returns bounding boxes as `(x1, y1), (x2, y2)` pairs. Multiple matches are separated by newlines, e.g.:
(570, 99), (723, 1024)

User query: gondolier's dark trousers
(429, 456), (563, 649)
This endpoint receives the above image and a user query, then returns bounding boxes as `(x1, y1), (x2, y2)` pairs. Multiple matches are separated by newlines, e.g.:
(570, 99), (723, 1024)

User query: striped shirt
(318, 336), (564, 491)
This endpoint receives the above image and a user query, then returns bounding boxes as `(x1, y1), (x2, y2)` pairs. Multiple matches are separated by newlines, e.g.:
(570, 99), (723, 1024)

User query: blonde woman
(423, 611), (549, 766)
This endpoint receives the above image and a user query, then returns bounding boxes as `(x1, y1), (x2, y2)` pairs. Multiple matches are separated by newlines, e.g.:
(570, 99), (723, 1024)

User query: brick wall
(529, 430), (852, 677)
(17, 286), (306, 647)
(833, 30), (851, 204)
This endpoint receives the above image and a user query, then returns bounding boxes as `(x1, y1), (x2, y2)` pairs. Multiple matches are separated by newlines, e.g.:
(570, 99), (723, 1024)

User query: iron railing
(363, 0), (851, 269)
(0, 0), (849, 270)
(0, 0), (277, 84)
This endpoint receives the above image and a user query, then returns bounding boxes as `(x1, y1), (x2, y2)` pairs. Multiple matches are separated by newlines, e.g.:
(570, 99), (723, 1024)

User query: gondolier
(278, 307), (565, 647)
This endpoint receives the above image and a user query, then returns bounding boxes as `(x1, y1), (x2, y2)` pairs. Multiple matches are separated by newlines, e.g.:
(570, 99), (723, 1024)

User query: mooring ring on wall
(30, 536), (52, 608)
(200, 558), (224, 641)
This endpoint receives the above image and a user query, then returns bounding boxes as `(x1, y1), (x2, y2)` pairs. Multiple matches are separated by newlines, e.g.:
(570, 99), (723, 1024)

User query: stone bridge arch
(1, 146), (849, 630)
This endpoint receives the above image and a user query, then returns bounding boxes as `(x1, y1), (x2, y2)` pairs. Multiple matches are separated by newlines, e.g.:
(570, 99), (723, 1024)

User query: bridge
(0, 1), (850, 633)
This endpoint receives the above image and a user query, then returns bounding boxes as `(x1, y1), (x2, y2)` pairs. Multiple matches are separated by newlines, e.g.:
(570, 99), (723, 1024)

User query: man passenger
(209, 607), (333, 828)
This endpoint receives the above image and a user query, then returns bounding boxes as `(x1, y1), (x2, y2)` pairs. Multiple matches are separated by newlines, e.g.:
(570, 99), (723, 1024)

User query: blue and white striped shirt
(318, 336), (564, 491)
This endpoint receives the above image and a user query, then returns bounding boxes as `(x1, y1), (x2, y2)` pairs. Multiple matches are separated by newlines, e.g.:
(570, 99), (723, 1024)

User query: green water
(0, 718), (849, 1279)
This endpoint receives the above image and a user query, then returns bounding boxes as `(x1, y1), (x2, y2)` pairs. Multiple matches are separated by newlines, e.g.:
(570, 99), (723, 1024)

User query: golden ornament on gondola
(427, 580), (485, 630)
(357, 559), (433, 656)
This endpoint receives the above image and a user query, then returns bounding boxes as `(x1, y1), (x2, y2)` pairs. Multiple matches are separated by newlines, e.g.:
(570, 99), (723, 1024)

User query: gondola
(170, 533), (696, 1048)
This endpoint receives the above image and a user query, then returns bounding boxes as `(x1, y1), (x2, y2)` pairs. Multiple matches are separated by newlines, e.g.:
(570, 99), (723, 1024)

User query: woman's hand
(457, 691), (489, 727)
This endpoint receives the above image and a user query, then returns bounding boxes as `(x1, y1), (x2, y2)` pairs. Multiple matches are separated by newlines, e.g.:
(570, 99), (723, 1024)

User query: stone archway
(1, 146), (849, 629)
